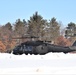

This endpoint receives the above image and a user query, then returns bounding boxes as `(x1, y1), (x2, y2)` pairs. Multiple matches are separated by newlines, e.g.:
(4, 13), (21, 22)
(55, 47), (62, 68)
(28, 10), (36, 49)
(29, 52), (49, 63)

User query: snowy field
(0, 53), (76, 75)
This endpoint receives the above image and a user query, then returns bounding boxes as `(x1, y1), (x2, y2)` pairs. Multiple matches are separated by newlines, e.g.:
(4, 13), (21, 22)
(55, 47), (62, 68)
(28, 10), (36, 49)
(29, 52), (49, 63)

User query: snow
(0, 53), (76, 75)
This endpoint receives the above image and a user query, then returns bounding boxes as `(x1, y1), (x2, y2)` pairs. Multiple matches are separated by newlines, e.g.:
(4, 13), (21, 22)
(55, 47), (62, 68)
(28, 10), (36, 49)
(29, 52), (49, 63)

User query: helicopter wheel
(30, 53), (32, 55)
(25, 53), (28, 55)
(34, 53), (38, 55)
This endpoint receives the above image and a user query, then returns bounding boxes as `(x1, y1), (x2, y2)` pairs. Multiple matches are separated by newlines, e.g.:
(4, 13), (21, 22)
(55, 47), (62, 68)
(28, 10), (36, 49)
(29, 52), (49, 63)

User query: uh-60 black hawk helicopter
(12, 35), (76, 55)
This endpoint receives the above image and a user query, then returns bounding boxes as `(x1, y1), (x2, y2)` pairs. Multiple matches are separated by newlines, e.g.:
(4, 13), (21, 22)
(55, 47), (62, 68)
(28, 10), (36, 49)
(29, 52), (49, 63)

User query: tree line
(0, 12), (76, 52)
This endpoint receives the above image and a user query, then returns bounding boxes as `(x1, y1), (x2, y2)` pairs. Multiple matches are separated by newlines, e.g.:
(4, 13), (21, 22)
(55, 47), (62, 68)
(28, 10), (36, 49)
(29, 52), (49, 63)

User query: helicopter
(12, 34), (76, 55)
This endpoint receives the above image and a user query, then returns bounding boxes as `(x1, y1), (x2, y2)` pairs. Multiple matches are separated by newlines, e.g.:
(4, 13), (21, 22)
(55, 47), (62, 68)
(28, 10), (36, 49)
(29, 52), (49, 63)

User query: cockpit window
(14, 45), (21, 50)
(14, 45), (33, 51)
(23, 45), (33, 51)
(27, 46), (32, 51)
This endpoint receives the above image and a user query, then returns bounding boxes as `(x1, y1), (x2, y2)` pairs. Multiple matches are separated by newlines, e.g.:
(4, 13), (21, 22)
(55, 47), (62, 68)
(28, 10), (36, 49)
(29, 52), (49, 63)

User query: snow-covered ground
(0, 53), (76, 75)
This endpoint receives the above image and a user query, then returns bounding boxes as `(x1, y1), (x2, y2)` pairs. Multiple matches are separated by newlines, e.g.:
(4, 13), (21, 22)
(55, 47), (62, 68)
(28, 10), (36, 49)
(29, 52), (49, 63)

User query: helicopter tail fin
(72, 41), (76, 46)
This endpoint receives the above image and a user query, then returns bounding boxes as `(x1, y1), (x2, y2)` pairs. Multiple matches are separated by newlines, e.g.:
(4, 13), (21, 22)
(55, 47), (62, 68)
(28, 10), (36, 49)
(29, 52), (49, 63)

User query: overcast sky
(0, 0), (76, 26)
